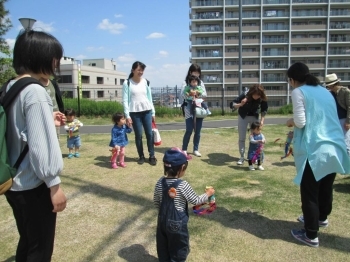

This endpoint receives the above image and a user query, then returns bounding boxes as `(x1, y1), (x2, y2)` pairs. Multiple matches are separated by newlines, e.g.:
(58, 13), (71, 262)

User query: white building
(58, 57), (127, 102)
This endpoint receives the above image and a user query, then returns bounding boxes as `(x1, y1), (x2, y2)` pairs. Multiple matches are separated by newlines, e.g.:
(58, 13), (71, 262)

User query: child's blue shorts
(67, 136), (81, 148)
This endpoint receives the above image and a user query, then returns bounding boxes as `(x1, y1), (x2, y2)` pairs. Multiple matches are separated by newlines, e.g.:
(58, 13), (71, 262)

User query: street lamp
(19, 18), (36, 31)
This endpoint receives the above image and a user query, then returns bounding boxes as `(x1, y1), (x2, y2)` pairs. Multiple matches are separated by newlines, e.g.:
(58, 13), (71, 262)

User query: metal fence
(60, 85), (290, 115)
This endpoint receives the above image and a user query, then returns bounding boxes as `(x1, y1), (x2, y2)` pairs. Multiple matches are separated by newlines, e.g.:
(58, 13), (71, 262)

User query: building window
(62, 91), (73, 98)
(82, 91), (90, 98)
(82, 75), (90, 84)
(115, 90), (118, 97)
(120, 79), (125, 85)
(97, 77), (103, 84)
(56, 75), (72, 83)
(115, 78), (117, 85)
(97, 91), (104, 98)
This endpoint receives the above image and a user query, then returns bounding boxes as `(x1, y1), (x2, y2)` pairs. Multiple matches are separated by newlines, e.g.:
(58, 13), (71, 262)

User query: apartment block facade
(189, 0), (350, 108)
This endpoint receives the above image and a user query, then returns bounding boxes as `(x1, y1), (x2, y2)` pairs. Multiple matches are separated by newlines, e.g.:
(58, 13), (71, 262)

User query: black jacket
(233, 92), (268, 119)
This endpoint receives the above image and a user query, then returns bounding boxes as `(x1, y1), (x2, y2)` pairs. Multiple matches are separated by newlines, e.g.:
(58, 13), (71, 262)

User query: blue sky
(4, 0), (191, 87)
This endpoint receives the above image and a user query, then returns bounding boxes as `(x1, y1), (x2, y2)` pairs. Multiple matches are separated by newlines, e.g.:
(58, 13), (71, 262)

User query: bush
(63, 99), (123, 117)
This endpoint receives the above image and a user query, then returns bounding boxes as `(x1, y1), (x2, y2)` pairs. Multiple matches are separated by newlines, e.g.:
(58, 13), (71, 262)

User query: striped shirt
(6, 79), (63, 191)
(153, 177), (208, 212)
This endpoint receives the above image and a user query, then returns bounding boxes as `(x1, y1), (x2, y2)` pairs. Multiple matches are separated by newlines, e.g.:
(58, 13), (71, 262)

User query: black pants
(300, 161), (336, 239)
(5, 183), (57, 262)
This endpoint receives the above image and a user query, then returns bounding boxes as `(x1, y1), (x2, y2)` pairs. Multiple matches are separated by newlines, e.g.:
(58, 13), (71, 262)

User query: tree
(0, 0), (15, 86)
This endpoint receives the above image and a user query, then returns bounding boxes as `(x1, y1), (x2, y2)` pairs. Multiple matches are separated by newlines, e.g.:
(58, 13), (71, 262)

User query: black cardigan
(233, 92), (268, 119)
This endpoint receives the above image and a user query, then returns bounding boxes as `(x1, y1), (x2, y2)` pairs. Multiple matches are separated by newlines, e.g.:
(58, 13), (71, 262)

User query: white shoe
(193, 150), (202, 157)
(249, 165), (255, 171)
(258, 165), (264, 171)
(237, 157), (245, 165)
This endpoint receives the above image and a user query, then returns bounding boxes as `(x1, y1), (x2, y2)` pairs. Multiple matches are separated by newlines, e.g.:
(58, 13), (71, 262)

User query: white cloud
(6, 38), (15, 49)
(33, 20), (55, 32)
(75, 55), (87, 60)
(117, 53), (135, 63)
(159, 51), (168, 57)
(143, 63), (190, 87)
(86, 46), (105, 52)
(98, 19), (125, 34)
(146, 32), (165, 39)
(114, 14), (123, 18)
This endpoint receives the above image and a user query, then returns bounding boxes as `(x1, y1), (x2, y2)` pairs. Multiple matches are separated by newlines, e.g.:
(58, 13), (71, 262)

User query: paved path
(62, 117), (290, 134)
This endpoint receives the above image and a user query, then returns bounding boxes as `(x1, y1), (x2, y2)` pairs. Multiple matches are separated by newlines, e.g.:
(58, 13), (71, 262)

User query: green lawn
(1, 125), (349, 262)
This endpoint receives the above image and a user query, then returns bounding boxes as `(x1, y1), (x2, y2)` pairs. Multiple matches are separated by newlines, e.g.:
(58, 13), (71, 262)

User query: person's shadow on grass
(202, 207), (350, 252)
(202, 153), (235, 166)
(333, 176), (350, 194)
(2, 255), (15, 262)
(118, 244), (158, 262)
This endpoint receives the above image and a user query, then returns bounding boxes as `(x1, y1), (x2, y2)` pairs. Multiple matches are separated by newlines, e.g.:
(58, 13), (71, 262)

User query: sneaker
(111, 163), (118, 169)
(193, 150), (202, 157)
(74, 152), (80, 158)
(137, 156), (145, 165)
(183, 151), (192, 160)
(68, 153), (74, 159)
(237, 157), (245, 165)
(119, 162), (126, 168)
(291, 229), (319, 248)
(297, 215), (328, 228)
(149, 156), (157, 166)
(257, 165), (264, 171)
(249, 165), (255, 171)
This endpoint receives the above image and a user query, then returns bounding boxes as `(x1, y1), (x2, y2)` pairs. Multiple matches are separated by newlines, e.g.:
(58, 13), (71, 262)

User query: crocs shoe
(74, 152), (80, 158)
(68, 153), (74, 159)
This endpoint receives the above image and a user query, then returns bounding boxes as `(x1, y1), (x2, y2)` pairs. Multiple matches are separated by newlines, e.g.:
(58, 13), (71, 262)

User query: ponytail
(304, 73), (320, 86)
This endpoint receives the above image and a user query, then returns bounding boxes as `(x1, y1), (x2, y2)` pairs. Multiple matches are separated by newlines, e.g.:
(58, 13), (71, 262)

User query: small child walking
(153, 147), (215, 261)
(64, 108), (83, 159)
(184, 75), (211, 115)
(109, 112), (132, 169)
(247, 121), (266, 171)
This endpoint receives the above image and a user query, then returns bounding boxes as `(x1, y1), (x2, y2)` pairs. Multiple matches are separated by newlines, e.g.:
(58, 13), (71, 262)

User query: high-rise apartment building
(189, 0), (350, 109)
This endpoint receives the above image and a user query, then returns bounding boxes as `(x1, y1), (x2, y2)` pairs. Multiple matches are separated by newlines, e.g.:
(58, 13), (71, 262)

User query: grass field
(1, 125), (349, 262)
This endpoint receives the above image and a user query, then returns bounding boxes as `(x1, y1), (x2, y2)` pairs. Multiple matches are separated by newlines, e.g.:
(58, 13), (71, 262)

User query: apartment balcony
(191, 0), (224, 7)
(329, 24), (350, 29)
(263, 77), (286, 82)
(292, 0), (328, 3)
(225, 64), (260, 70)
(263, 12), (290, 18)
(292, 11), (328, 17)
(330, 10), (350, 16)
(225, 52), (260, 57)
(225, 77), (259, 83)
(201, 65), (223, 70)
(225, 39), (260, 45)
(262, 51), (288, 56)
(262, 38), (289, 43)
(329, 36), (350, 42)
(291, 37), (326, 43)
(291, 50), (326, 56)
(193, 39), (223, 45)
(264, 0), (289, 4)
(192, 53), (223, 58)
(308, 63), (326, 69)
(192, 26), (223, 33)
(328, 50), (350, 55)
(191, 14), (223, 20)
(225, 0), (262, 5)
(328, 62), (350, 68)
(330, 0), (350, 2)
(262, 64), (288, 69)
(263, 25), (289, 30)
(291, 24), (327, 30)
(225, 26), (260, 32)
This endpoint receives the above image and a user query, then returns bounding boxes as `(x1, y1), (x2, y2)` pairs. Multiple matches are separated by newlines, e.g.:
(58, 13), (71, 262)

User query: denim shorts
(67, 136), (81, 148)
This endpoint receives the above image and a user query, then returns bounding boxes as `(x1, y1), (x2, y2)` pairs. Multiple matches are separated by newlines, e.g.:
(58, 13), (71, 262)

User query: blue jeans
(182, 117), (203, 151)
(130, 110), (154, 157)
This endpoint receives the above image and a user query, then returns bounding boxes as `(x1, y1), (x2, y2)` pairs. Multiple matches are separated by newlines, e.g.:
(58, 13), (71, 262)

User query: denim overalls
(156, 178), (189, 262)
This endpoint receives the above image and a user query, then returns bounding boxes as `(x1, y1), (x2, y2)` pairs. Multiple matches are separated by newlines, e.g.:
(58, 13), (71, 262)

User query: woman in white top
(122, 61), (157, 165)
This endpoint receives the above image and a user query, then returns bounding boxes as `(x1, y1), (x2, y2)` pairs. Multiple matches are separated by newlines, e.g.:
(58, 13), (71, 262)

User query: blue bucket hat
(163, 147), (188, 167)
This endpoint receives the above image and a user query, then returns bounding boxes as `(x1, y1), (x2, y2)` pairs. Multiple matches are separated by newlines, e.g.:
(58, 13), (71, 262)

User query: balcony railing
(192, 26), (223, 32)
(263, 25), (289, 30)
(262, 38), (289, 43)
(263, 64), (288, 69)
(328, 62), (350, 67)
(292, 11), (328, 17)
(200, 65), (223, 70)
(192, 52), (223, 58)
(330, 10), (350, 16)
(263, 12), (289, 17)
(262, 51), (288, 56)
(328, 49), (350, 55)
(330, 23), (350, 29)
(292, 0), (328, 3)
(330, 0), (350, 2)
(264, 0), (289, 4)
(226, 13), (261, 18)
(192, 13), (223, 19)
(263, 77), (286, 82)
(329, 36), (350, 42)
(193, 39), (223, 45)
(191, 0), (224, 7)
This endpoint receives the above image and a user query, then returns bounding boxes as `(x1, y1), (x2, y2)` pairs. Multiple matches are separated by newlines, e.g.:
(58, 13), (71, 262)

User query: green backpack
(0, 77), (42, 194)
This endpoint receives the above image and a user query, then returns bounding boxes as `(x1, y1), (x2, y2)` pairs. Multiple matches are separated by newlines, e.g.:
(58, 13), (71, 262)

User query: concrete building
(189, 0), (350, 109)
(58, 57), (127, 102)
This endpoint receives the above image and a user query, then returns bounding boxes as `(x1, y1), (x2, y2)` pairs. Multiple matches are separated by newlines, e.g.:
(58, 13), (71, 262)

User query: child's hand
(205, 186), (215, 197)
(114, 145), (120, 151)
(189, 90), (196, 96)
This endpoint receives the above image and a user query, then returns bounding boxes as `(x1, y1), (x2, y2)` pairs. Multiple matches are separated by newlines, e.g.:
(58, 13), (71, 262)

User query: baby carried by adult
(183, 75), (211, 115)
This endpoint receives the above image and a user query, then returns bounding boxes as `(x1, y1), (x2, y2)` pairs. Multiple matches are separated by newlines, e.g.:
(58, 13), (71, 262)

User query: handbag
(152, 122), (162, 146)
(195, 107), (208, 118)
